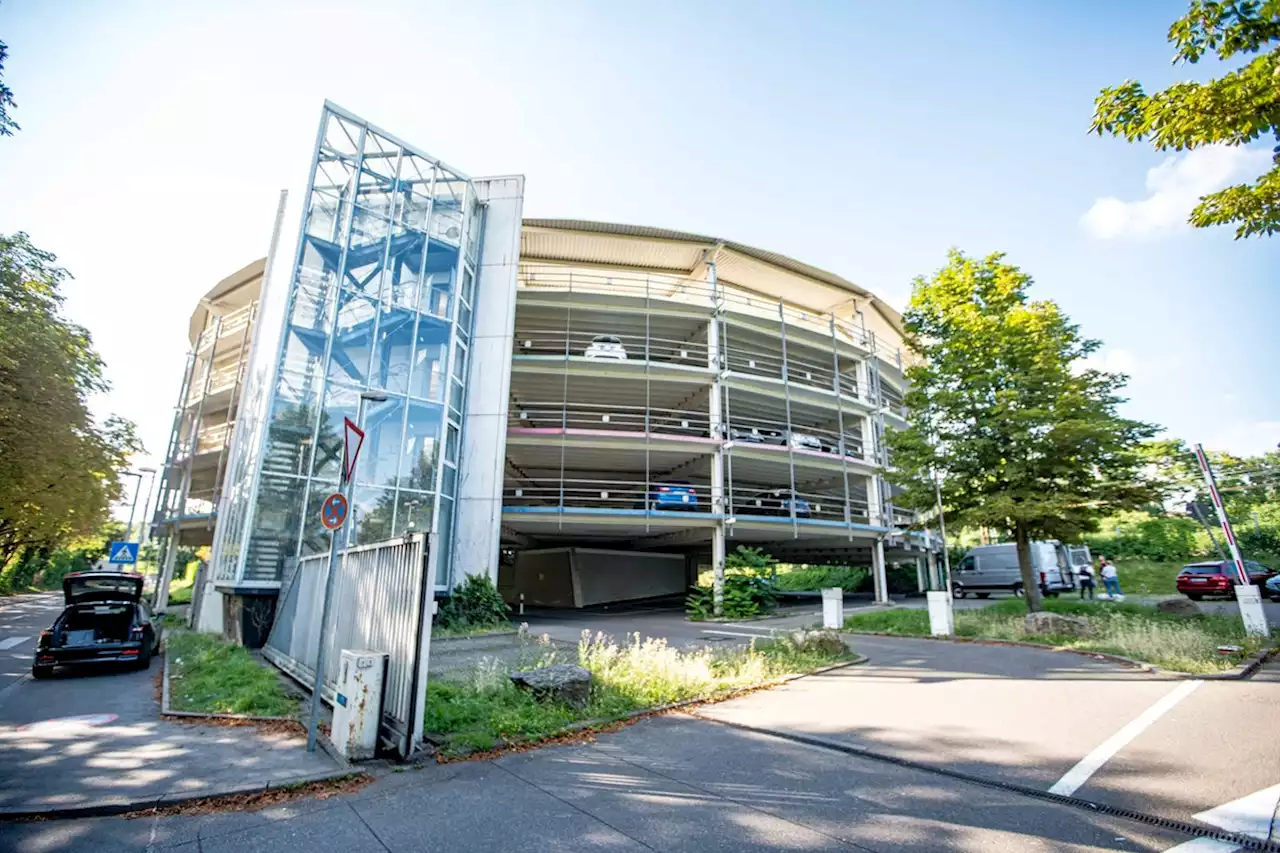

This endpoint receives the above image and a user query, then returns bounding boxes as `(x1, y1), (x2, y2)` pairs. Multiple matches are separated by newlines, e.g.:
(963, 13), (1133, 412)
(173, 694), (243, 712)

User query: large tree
(1091, 0), (1280, 238)
(886, 251), (1159, 611)
(0, 233), (139, 568)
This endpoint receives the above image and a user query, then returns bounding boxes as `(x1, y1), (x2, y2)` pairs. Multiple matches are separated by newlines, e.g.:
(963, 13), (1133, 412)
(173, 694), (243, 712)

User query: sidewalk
(0, 651), (340, 818)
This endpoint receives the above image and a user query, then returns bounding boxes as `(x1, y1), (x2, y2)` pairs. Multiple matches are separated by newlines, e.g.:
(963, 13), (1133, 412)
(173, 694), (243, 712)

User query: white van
(953, 541), (1083, 599)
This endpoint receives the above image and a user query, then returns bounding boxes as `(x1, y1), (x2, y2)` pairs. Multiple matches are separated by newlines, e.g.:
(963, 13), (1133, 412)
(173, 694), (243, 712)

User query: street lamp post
(307, 389), (389, 753)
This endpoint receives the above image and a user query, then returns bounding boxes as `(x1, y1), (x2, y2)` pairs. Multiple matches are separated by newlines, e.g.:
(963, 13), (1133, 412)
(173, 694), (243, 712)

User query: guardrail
(509, 401), (712, 437)
(516, 268), (899, 362)
(196, 301), (257, 352)
(501, 476), (877, 525)
(513, 328), (712, 367)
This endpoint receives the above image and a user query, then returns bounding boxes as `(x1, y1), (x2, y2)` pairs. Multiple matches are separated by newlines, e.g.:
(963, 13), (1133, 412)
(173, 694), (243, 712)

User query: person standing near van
(1077, 561), (1096, 600)
(1099, 556), (1121, 597)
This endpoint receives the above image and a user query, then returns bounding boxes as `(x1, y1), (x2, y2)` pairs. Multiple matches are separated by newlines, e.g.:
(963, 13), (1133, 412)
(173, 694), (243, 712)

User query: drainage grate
(687, 712), (1280, 852)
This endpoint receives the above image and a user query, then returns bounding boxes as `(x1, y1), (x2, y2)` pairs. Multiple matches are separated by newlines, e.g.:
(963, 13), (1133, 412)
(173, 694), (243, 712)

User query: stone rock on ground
(788, 629), (848, 657)
(1156, 598), (1203, 617)
(1024, 611), (1092, 638)
(510, 664), (592, 709)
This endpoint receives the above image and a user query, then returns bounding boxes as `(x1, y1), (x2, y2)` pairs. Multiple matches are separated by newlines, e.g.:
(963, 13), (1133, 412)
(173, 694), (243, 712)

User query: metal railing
(727, 487), (872, 526)
(196, 301), (257, 352)
(719, 412), (868, 462)
(509, 401), (712, 437)
(501, 476), (875, 525)
(504, 478), (714, 512)
(516, 268), (896, 360)
(512, 328), (712, 367)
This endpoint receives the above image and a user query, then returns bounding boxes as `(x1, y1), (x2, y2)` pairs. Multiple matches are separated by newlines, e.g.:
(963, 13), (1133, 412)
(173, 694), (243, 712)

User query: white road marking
(1048, 679), (1202, 797)
(1162, 783), (1280, 851)
(1162, 840), (1239, 852)
(701, 629), (773, 639)
(0, 636), (30, 651)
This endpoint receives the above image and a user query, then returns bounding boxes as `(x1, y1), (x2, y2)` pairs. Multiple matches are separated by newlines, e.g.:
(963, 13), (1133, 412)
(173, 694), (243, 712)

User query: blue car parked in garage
(636, 481), (699, 511)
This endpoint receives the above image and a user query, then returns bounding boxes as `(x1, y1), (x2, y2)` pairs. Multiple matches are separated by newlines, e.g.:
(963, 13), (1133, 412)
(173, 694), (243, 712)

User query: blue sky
(1, 0), (1277, 484)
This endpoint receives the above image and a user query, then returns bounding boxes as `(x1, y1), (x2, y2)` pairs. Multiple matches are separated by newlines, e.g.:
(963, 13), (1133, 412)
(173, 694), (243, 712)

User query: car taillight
(658, 486), (670, 492)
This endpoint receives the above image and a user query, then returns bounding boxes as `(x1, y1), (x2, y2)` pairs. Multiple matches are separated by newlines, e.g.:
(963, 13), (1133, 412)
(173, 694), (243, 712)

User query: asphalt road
(697, 635), (1280, 831)
(0, 714), (1197, 853)
(0, 592), (61, 695)
(2, 593), (1275, 850)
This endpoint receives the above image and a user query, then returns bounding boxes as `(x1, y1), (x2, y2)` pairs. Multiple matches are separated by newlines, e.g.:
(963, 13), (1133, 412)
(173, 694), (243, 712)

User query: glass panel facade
(210, 104), (481, 589)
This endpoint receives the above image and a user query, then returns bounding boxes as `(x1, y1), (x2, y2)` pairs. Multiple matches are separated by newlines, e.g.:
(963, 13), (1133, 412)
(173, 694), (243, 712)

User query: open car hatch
(62, 572), (144, 606)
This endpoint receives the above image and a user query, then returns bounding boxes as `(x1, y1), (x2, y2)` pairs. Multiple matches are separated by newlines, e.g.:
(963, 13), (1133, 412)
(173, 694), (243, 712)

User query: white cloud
(1207, 421), (1280, 457)
(1077, 348), (1136, 376)
(1080, 145), (1271, 239)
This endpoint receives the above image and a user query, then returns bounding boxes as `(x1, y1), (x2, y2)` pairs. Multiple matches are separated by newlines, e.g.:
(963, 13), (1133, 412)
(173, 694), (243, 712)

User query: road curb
(0, 768), (364, 823)
(843, 630), (1277, 679)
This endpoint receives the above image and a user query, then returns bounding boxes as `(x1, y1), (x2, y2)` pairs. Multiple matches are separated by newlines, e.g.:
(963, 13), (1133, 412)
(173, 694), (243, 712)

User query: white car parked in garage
(583, 335), (628, 360)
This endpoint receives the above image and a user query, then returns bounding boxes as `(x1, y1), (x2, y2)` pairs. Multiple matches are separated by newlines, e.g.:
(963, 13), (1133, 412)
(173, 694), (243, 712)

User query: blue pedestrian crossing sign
(107, 542), (139, 565)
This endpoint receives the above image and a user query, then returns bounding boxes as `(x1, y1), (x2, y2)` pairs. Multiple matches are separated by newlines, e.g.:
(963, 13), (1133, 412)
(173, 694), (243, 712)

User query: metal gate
(264, 533), (436, 757)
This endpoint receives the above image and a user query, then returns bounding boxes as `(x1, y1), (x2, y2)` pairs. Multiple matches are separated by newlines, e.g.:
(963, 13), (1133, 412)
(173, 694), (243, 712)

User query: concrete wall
(510, 549), (575, 607)
(451, 176), (525, 588)
(572, 549), (687, 607)
(506, 548), (687, 608)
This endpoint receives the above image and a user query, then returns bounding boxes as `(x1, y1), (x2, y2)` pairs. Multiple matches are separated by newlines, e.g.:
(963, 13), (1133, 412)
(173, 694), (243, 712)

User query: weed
(166, 631), (297, 716)
(423, 629), (850, 755)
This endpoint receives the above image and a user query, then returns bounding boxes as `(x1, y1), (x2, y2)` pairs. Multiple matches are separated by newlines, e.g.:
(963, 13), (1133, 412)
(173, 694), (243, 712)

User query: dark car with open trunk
(33, 572), (161, 679)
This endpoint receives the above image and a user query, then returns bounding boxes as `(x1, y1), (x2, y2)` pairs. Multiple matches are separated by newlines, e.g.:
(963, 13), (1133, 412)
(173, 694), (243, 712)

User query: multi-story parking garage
(500, 223), (919, 606)
(162, 103), (932, 639)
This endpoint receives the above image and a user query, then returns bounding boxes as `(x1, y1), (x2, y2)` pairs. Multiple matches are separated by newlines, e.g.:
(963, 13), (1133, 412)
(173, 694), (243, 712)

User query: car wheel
(1187, 593), (1203, 601)
(951, 585), (966, 599)
(975, 592), (990, 599)
(31, 665), (53, 680)
(136, 647), (152, 671)
(1012, 583), (1025, 598)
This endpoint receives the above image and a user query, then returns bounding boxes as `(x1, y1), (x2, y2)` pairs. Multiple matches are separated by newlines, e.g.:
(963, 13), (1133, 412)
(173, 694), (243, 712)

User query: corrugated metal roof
(521, 219), (902, 334)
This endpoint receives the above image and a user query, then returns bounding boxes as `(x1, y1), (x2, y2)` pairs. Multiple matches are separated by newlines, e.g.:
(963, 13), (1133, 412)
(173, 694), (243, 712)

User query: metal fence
(263, 533), (433, 757)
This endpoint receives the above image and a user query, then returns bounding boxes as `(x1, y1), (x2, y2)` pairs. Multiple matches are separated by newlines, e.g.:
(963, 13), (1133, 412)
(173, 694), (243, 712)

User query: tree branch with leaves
(1091, 0), (1280, 238)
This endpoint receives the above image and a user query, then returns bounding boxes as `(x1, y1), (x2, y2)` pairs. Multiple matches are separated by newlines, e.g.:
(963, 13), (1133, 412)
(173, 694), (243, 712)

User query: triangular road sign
(342, 417), (365, 484)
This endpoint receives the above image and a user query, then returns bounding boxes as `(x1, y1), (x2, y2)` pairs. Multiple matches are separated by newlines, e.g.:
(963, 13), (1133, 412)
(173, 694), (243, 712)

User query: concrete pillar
(712, 523), (726, 617)
(872, 538), (889, 604)
(866, 473), (883, 526)
(926, 550), (939, 591)
(452, 175), (525, 587)
(916, 556), (927, 593)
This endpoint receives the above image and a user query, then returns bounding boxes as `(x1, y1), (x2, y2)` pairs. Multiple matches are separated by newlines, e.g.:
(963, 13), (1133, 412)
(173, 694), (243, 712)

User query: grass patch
(166, 631), (298, 717)
(423, 630), (850, 755)
(845, 598), (1270, 674)
(432, 622), (515, 639)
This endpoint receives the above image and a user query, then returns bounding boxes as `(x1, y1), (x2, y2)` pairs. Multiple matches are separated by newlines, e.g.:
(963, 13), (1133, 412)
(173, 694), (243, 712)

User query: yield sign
(342, 417), (365, 484)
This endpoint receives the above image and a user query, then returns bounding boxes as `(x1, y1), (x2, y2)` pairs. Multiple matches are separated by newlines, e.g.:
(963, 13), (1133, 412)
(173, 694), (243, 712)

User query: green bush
(773, 564), (869, 592)
(686, 547), (778, 620)
(1084, 513), (1206, 561)
(436, 573), (511, 633)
